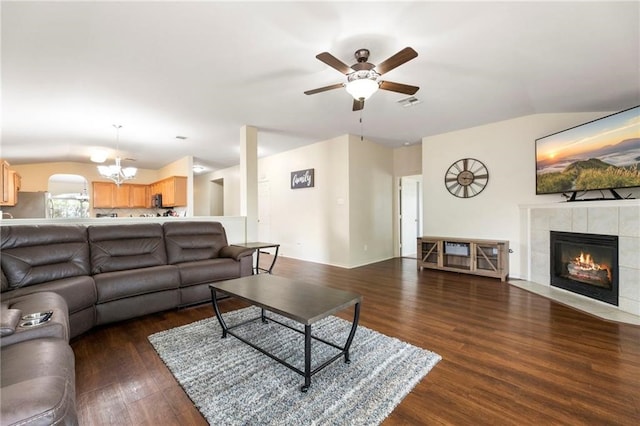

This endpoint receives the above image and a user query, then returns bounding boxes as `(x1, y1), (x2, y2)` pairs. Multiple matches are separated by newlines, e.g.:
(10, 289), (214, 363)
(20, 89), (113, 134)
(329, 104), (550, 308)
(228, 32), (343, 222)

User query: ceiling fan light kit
(305, 47), (419, 111)
(345, 73), (380, 100)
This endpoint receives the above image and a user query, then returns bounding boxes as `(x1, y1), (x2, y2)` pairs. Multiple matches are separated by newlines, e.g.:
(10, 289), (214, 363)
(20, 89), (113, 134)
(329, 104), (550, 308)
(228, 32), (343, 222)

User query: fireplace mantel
(519, 200), (640, 321)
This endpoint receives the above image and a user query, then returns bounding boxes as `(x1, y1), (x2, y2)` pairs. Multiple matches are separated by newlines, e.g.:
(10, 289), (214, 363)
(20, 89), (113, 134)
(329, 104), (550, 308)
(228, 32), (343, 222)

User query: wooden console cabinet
(417, 236), (509, 281)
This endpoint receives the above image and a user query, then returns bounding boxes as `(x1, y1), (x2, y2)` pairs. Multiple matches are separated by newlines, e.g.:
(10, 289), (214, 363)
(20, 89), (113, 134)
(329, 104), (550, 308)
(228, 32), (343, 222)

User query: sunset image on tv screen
(536, 106), (640, 194)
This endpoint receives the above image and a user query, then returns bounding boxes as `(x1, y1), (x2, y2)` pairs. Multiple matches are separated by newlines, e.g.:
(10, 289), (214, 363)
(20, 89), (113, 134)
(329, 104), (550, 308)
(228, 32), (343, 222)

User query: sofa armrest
(1, 309), (22, 337)
(1, 292), (70, 346)
(219, 246), (255, 261)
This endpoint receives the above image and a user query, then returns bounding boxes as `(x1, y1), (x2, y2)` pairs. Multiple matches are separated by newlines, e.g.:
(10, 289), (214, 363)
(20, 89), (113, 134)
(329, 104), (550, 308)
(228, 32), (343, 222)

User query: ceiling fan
(304, 47), (419, 111)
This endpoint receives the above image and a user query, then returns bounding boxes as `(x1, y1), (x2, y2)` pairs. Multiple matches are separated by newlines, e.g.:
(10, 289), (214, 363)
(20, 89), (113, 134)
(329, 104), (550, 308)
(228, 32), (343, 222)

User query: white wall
(393, 144), (422, 177)
(393, 144), (422, 257)
(191, 111), (640, 274)
(196, 134), (397, 268)
(204, 166), (241, 216)
(194, 169), (240, 217)
(421, 111), (638, 279)
(193, 173), (210, 216)
(258, 135), (352, 266)
(348, 134), (394, 267)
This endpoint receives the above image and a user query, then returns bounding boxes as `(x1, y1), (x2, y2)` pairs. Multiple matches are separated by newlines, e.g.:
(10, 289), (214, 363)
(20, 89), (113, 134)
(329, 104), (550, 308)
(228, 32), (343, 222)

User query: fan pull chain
(360, 111), (364, 141)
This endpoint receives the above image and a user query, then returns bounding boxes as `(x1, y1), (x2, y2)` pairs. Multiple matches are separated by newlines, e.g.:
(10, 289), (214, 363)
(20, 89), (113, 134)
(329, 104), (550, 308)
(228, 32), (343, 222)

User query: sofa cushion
(163, 221), (229, 264)
(96, 290), (179, 325)
(1, 338), (77, 426)
(88, 223), (167, 274)
(93, 265), (180, 303)
(1, 225), (89, 289)
(2, 275), (96, 316)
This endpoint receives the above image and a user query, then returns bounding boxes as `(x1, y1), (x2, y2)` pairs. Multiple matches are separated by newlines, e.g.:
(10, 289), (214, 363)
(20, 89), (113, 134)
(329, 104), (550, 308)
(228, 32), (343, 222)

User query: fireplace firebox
(550, 231), (618, 306)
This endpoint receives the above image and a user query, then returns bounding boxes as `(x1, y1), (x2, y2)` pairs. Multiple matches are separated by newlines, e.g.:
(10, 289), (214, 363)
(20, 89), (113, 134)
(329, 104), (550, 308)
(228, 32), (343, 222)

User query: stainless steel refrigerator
(1, 191), (52, 219)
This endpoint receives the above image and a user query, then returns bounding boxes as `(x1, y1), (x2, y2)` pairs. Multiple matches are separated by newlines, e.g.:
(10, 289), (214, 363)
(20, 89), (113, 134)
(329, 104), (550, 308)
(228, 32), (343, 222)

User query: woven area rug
(148, 306), (441, 425)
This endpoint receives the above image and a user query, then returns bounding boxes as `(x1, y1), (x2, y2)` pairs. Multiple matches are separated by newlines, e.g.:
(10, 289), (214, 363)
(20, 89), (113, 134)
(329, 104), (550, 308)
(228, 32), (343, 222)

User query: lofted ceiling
(2, 1), (639, 172)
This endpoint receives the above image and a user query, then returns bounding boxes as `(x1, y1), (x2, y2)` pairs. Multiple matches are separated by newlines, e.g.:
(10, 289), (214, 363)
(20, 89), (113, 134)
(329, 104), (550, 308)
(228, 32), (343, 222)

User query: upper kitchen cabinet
(153, 176), (187, 207)
(1, 159), (22, 206)
(93, 178), (184, 209)
(129, 184), (150, 208)
(93, 182), (151, 208)
(92, 182), (114, 208)
(112, 184), (131, 208)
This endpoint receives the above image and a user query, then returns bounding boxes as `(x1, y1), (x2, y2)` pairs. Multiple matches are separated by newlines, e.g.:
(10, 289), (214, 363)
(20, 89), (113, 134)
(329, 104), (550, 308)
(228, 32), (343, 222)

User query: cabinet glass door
(476, 245), (499, 272)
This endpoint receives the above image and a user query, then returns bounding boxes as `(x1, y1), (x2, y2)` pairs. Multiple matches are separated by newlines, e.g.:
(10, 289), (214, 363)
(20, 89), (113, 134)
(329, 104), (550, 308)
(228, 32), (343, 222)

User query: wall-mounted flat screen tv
(536, 105), (640, 195)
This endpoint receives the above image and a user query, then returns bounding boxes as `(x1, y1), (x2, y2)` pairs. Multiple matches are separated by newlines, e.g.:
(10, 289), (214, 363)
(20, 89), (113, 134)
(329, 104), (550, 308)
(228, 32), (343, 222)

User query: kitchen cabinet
(1, 160), (21, 207)
(92, 182), (115, 208)
(93, 182), (148, 208)
(92, 176), (185, 209)
(152, 176), (187, 207)
(112, 185), (131, 208)
(129, 184), (150, 208)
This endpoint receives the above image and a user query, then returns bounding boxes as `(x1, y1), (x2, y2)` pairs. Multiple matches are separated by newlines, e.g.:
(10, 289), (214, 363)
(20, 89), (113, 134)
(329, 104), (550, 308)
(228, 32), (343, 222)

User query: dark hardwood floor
(71, 256), (640, 425)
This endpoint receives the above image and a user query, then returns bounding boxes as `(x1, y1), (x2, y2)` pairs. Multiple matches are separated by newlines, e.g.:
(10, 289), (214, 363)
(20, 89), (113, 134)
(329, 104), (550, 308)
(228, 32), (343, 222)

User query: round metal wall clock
(444, 158), (489, 198)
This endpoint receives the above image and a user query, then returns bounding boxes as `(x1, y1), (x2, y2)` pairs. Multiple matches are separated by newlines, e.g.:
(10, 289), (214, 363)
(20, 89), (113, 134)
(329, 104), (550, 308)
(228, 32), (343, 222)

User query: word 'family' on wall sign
(291, 168), (314, 189)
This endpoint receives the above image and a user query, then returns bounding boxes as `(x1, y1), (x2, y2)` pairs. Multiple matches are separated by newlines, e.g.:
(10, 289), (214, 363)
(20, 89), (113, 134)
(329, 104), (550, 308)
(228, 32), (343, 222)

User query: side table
(232, 242), (280, 274)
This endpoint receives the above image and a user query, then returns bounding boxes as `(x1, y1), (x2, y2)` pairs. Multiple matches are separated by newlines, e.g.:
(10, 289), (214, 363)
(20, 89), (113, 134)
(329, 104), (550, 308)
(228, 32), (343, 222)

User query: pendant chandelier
(97, 125), (137, 186)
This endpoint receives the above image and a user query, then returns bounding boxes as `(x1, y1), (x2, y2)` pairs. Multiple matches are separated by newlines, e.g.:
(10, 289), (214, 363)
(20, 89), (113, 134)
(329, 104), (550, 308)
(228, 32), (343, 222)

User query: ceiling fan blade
(379, 80), (419, 95)
(353, 99), (364, 111)
(304, 83), (344, 95)
(375, 47), (418, 75)
(316, 52), (353, 74)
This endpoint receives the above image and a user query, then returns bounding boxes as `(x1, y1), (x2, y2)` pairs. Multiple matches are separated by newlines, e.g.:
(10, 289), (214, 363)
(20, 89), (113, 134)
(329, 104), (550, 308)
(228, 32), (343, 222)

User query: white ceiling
(2, 1), (639, 172)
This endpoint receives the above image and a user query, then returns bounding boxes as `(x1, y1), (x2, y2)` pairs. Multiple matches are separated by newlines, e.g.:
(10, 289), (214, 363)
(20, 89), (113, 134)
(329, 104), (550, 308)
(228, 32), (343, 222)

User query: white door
(400, 175), (422, 258)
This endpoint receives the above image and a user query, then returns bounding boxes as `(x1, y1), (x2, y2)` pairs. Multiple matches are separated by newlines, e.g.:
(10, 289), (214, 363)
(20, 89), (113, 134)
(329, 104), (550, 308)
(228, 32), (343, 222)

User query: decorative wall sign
(291, 168), (315, 189)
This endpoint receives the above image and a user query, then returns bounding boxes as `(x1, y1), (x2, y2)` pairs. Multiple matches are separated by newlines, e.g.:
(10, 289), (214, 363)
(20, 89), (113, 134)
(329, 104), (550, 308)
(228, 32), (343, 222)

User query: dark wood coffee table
(209, 274), (362, 392)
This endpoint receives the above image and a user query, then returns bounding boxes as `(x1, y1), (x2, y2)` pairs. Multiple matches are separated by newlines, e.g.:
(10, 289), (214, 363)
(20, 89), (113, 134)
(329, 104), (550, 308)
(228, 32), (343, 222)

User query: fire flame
(573, 252), (602, 271)
(570, 251), (612, 281)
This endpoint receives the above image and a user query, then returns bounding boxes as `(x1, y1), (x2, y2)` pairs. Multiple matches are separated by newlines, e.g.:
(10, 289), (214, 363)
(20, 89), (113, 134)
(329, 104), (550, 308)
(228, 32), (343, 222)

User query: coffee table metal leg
(210, 288), (228, 338)
(343, 302), (361, 363)
(266, 245), (279, 273)
(301, 324), (312, 392)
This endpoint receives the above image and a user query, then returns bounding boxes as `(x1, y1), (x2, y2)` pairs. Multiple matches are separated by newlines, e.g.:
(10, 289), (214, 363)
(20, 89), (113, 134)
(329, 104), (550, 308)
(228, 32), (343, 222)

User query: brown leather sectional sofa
(0, 220), (255, 425)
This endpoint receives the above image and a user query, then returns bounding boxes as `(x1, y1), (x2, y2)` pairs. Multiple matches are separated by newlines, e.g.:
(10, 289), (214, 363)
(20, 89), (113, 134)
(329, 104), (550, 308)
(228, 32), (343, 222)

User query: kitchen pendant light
(97, 125), (137, 186)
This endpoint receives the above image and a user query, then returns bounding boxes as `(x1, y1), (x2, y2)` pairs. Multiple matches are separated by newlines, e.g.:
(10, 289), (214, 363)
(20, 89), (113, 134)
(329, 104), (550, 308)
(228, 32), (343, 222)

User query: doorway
(48, 174), (89, 218)
(400, 175), (423, 258)
(210, 178), (224, 216)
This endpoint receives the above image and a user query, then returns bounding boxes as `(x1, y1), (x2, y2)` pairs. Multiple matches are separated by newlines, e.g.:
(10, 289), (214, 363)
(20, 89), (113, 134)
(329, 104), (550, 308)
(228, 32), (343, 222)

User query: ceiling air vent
(397, 96), (422, 108)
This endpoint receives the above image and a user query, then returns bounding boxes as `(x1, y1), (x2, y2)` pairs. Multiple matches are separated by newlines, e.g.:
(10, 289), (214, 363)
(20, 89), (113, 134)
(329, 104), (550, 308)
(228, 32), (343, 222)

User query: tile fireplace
(550, 231), (618, 305)
(522, 200), (640, 318)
